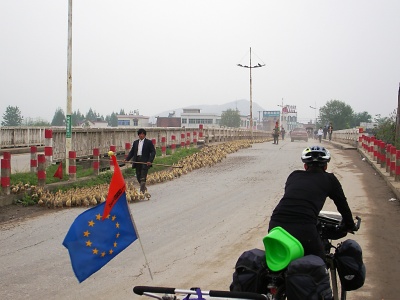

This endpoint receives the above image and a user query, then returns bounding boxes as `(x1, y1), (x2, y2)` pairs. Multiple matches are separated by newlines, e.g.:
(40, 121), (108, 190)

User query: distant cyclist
(268, 146), (357, 260)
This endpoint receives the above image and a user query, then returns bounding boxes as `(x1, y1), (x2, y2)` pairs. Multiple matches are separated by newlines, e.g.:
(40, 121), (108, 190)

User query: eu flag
(63, 193), (137, 282)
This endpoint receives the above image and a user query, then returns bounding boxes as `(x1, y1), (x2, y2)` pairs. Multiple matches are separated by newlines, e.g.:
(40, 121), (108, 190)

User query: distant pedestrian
(281, 127), (286, 140)
(317, 127), (323, 143)
(323, 126), (328, 139)
(328, 123), (333, 141)
(273, 125), (280, 145)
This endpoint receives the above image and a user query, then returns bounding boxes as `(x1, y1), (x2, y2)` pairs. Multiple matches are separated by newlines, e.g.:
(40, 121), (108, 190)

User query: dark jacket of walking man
(125, 128), (156, 193)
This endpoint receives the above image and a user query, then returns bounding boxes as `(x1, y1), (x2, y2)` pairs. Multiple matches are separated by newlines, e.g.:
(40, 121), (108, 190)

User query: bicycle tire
(273, 285), (287, 300)
(331, 268), (347, 300)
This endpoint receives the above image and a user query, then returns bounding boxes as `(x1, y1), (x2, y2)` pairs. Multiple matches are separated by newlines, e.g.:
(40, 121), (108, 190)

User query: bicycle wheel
(330, 268), (346, 300)
(273, 285), (287, 300)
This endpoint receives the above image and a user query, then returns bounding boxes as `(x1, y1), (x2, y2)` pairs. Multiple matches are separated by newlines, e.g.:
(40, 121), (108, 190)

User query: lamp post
(309, 104), (317, 129)
(237, 47), (265, 138)
(277, 98), (284, 128)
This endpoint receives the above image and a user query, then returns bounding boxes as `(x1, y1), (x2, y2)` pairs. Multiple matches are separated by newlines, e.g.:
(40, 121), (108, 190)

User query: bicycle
(133, 211), (362, 300)
(133, 285), (267, 300)
(263, 211), (362, 300)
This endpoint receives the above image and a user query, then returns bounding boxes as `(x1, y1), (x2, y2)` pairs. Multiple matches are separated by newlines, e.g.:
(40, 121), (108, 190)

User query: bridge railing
(1, 126), (270, 160)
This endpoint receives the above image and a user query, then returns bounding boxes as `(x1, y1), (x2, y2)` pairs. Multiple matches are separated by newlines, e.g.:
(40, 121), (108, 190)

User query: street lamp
(277, 98), (284, 128)
(237, 47), (265, 138)
(309, 105), (317, 129)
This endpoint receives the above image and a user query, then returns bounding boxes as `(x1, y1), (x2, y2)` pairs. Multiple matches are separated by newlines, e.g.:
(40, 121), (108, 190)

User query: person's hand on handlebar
(347, 224), (358, 234)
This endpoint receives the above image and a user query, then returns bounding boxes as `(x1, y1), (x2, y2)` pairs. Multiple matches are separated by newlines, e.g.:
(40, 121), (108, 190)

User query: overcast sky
(1, 0), (400, 124)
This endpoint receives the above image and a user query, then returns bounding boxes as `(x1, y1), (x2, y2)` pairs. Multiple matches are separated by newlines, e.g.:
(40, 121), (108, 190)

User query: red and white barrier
(93, 148), (100, 175)
(171, 135), (176, 154)
(161, 137), (166, 157)
(37, 154), (46, 187)
(44, 129), (53, 166)
(186, 132), (191, 148)
(69, 151), (77, 180)
(180, 133), (185, 148)
(1, 153), (11, 194)
(193, 131), (197, 145)
(30, 146), (38, 173)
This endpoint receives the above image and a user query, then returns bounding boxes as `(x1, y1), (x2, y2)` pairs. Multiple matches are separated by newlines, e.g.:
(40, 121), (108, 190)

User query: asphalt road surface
(1, 139), (399, 300)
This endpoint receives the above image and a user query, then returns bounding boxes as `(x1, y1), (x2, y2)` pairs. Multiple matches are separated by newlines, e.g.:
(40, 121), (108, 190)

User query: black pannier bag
(335, 239), (366, 291)
(286, 255), (333, 300)
(229, 248), (269, 294)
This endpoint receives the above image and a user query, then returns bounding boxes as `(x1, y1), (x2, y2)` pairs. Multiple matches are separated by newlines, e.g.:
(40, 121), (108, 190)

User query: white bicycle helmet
(301, 146), (331, 165)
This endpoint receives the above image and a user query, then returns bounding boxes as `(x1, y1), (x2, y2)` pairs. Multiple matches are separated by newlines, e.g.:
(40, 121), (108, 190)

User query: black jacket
(270, 169), (355, 229)
(125, 138), (156, 168)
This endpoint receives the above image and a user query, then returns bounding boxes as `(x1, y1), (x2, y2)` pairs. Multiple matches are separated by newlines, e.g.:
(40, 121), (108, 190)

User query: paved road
(0, 140), (397, 299)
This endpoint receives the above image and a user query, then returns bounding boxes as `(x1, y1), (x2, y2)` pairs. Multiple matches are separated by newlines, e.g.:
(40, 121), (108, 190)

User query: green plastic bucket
(263, 226), (304, 272)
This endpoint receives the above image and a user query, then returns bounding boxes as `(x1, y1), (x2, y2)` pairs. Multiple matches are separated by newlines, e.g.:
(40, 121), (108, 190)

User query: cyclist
(268, 146), (357, 260)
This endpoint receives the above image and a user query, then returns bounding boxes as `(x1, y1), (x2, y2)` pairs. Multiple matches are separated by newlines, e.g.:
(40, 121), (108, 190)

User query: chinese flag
(53, 162), (63, 179)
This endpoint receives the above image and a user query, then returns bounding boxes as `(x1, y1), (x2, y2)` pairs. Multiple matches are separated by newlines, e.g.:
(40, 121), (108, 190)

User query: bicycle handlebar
(133, 286), (267, 300)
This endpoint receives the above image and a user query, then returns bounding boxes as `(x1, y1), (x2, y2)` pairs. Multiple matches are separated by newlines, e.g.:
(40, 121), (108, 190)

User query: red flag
(102, 155), (126, 220)
(53, 162), (63, 179)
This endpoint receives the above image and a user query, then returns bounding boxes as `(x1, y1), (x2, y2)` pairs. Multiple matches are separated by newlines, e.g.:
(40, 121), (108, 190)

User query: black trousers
(135, 157), (149, 183)
(268, 220), (325, 261)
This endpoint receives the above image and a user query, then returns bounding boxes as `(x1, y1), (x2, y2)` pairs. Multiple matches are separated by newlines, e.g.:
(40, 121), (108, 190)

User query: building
(281, 105), (298, 131)
(180, 108), (220, 128)
(77, 119), (109, 128)
(117, 110), (150, 128)
(156, 117), (181, 127)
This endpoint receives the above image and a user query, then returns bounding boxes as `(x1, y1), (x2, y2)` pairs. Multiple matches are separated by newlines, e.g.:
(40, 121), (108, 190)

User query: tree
(23, 117), (50, 126)
(107, 112), (118, 127)
(220, 109), (241, 128)
(373, 110), (396, 147)
(86, 108), (97, 122)
(352, 111), (372, 127)
(1, 106), (23, 126)
(51, 108), (65, 126)
(72, 110), (85, 126)
(319, 100), (354, 130)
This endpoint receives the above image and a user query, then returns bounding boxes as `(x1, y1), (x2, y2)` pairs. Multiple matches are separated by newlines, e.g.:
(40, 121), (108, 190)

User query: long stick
(77, 157), (183, 168)
(133, 161), (183, 168)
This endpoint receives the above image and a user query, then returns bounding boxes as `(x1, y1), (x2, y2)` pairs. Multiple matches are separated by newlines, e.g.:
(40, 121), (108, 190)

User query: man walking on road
(328, 123), (333, 141)
(125, 128), (156, 193)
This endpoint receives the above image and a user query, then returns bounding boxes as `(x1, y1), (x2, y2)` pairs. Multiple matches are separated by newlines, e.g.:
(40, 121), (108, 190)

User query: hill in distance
(152, 99), (267, 120)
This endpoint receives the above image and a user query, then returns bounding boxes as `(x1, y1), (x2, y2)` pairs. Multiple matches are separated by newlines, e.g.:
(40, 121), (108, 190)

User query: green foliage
(51, 107), (65, 126)
(16, 192), (37, 206)
(1, 105), (23, 126)
(10, 147), (200, 192)
(108, 112), (118, 127)
(23, 117), (50, 126)
(373, 110), (397, 147)
(319, 100), (354, 130)
(86, 108), (98, 122)
(352, 111), (372, 127)
(72, 110), (85, 126)
(220, 108), (241, 128)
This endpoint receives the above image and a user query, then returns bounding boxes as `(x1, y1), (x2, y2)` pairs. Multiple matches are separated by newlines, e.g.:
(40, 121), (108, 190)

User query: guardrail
(1, 126), (270, 160)
(332, 128), (365, 147)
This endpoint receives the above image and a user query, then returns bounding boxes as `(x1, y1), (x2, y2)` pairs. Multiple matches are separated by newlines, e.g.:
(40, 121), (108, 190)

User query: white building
(180, 108), (220, 128)
(117, 110), (150, 128)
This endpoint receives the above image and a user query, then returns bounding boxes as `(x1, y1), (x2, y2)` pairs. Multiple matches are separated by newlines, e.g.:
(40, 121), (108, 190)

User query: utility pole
(237, 47), (265, 139)
(277, 98), (284, 128)
(66, 0), (73, 173)
(396, 82), (400, 148)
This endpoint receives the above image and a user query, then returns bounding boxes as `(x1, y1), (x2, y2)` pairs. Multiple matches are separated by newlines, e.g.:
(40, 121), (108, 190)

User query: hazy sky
(1, 0), (400, 124)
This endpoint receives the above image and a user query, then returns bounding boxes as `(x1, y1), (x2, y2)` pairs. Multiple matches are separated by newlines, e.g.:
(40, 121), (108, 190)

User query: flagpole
(125, 196), (154, 280)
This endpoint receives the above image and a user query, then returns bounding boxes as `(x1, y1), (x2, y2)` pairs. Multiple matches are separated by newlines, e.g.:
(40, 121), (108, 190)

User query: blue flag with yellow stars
(62, 192), (137, 282)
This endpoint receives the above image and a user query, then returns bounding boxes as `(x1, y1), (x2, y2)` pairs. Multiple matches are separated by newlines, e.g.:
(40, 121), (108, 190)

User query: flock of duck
(10, 139), (268, 209)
